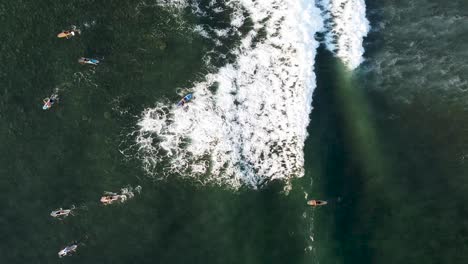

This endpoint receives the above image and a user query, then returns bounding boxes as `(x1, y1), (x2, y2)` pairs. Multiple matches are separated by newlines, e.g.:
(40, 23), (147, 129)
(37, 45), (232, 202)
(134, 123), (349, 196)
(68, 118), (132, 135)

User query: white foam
(193, 25), (211, 39)
(213, 28), (230, 37)
(136, 0), (323, 189)
(318, 0), (370, 69)
(154, 0), (188, 9)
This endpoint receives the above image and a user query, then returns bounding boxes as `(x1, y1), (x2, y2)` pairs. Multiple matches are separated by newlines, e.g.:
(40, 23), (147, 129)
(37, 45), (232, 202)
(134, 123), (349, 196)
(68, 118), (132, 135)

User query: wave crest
(136, 0), (323, 189)
(318, 0), (370, 69)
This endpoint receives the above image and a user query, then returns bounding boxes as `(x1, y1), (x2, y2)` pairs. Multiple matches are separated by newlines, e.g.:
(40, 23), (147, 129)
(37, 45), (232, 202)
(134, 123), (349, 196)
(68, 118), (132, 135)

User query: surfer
(43, 94), (58, 110)
(177, 93), (193, 107)
(58, 243), (78, 258)
(78, 57), (100, 65)
(100, 194), (121, 205)
(307, 200), (327, 207)
(57, 26), (81, 39)
(50, 208), (73, 219)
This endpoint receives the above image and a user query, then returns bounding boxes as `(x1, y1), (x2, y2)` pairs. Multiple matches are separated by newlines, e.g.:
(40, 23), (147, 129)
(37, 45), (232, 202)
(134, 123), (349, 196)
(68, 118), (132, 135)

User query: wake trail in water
(103, 185), (142, 204)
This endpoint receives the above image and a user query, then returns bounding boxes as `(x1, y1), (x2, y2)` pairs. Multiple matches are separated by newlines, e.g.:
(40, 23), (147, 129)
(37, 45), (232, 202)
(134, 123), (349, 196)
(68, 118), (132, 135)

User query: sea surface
(1, 0), (467, 263)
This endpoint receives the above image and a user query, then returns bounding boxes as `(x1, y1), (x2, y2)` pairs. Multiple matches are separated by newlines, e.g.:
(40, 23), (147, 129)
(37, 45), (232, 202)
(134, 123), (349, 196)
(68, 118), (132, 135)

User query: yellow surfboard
(57, 32), (72, 38)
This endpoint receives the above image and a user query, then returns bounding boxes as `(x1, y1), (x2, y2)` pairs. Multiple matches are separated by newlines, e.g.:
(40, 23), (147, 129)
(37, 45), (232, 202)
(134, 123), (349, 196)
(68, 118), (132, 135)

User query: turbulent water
(318, 0), (370, 69)
(136, 0), (369, 189)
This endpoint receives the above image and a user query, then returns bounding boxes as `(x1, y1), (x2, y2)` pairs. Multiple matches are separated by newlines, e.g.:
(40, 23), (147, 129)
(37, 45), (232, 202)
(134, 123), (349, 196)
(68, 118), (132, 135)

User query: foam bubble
(136, 0), (323, 189)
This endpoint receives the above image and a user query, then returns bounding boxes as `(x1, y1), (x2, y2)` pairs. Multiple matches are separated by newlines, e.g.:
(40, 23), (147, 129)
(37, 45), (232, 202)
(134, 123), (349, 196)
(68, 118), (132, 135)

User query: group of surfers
(44, 27), (193, 111)
(51, 192), (126, 257)
(55, 197), (327, 257)
(48, 26), (325, 259)
(42, 26), (100, 110)
(48, 26), (101, 258)
(48, 25), (197, 259)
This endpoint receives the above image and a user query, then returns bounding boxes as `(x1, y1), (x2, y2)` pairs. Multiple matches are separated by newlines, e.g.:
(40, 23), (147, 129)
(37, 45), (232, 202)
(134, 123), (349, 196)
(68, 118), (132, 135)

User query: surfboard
(57, 32), (70, 38)
(43, 96), (57, 110)
(78, 58), (99, 65)
(307, 200), (327, 206)
(88, 59), (99, 65)
(177, 93), (192, 106)
(184, 94), (193, 102)
(43, 101), (51, 110)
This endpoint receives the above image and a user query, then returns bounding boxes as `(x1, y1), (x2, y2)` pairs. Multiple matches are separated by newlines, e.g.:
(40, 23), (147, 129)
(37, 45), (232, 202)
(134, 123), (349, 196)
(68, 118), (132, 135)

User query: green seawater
(0, 1), (313, 263)
(2, 0), (468, 264)
(309, 1), (468, 264)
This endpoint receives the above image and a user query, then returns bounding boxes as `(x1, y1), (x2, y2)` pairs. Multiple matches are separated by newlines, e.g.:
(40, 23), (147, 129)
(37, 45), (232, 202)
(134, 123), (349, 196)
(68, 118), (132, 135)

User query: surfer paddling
(78, 57), (100, 66)
(57, 25), (81, 39)
(58, 243), (78, 258)
(176, 93), (192, 107)
(307, 200), (327, 207)
(100, 194), (123, 205)
(43, 94), (59, 110)
(50, 207), (74, 219)
(100, 186), (141, 205)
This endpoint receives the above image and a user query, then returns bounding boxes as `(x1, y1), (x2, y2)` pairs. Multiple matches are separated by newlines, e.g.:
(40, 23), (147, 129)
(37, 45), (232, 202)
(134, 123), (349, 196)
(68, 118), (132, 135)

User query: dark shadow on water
(301, 2), (388, 263)
(303, 46), (373, 264)
(306, 1), (468, 261)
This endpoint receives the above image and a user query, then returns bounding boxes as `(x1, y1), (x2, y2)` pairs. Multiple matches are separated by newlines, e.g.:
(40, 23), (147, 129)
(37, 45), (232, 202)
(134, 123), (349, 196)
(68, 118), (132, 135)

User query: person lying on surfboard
(176, 93), (193, 107)
(307, 200), (327, 207)
(43, 94), (58, 110)
(100, 194), (122, 205)
(78, 57), (100, 65)
(58, 243), (78, 258)
(57, 26), (81, 39)
(50, 208), (72, 218)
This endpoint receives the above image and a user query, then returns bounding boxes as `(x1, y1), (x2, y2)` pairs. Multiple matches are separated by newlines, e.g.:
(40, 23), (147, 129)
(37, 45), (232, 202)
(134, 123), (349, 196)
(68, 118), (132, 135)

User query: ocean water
(1, 0), (467, 263)
(310, 1), (468, 263)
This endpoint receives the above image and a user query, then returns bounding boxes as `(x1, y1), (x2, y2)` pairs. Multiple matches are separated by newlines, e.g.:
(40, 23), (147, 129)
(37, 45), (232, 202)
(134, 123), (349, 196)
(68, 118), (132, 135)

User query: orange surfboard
(57, 31), (73, 38)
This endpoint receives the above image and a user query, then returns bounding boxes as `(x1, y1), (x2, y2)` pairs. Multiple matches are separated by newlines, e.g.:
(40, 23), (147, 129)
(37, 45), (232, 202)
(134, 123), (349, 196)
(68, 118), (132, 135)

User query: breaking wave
(317, 0), (370, 69)
(135, 0), (369, 189)
(136, 0), (323, 189)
